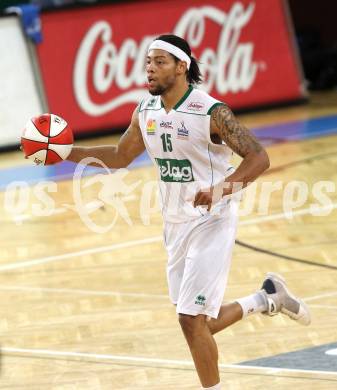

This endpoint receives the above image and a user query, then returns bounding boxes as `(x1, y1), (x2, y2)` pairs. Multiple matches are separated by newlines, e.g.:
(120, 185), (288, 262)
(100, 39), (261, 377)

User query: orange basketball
(21, 113), (73, 165)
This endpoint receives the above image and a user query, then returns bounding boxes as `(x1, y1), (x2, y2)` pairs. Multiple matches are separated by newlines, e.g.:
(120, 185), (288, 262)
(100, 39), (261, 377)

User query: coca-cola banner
(36, 0), (305, 134)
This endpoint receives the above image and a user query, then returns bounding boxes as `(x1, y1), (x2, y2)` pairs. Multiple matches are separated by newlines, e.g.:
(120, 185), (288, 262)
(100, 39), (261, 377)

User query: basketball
(21, 113), (73, 165)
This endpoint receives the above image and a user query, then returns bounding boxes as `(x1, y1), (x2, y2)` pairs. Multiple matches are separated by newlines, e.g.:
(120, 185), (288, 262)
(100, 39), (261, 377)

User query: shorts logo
(155, 158), (194, 182)
(146, 119), (156, 135)
(160, 120), (174, 130)
(187, 102), (204, 111)
(195, 295), (206, 306)
(177, 121), (189, 139)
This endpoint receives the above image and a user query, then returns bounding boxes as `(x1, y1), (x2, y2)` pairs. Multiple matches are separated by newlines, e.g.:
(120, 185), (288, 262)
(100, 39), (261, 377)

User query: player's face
(146, 49), (178, 95)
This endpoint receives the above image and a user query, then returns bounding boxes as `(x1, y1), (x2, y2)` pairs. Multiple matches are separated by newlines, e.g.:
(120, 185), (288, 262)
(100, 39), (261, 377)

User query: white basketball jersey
(138, 86), (234, 223)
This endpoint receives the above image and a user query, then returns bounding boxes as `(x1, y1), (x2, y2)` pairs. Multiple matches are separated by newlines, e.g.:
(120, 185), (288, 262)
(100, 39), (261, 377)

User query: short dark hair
(154, 34), (202, 85)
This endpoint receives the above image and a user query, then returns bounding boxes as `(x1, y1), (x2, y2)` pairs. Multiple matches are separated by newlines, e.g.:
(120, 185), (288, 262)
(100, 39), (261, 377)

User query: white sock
(236, 291), (268, 317)
(202, 383), (221, 390)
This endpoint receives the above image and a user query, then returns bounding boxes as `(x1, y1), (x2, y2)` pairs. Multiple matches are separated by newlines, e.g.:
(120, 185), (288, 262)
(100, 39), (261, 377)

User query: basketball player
(66, 35), (310, 389)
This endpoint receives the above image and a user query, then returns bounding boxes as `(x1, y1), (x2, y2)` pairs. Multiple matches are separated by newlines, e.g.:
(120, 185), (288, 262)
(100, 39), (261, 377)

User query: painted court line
(1, 285), (337, 304)
(0, 236), (163, 272)
(239, 202), (337, 225)
(309, 304), (337, 310)
(304, 291), (337, 302)
(0, 285), (168, 299)
(2, 347), (337, 379)
(1, 203), (336, 272)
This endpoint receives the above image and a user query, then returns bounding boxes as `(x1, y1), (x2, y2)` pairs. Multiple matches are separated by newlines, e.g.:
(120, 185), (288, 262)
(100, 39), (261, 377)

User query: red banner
(36, 0), (305, 134)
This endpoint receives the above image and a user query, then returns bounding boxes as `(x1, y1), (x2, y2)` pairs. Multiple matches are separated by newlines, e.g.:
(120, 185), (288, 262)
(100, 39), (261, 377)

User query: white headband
(148, 40), (191, 69)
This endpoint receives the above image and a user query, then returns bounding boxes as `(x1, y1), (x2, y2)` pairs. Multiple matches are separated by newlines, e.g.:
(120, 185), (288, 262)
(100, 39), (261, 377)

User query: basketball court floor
(0, 90), (336, 389)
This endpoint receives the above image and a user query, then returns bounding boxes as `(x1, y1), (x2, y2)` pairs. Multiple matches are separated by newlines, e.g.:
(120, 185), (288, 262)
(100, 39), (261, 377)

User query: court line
(0, 236), (163, 272)
(1, 202), (336, 272)
(239, 202), (337, 226)
(1, 285), (336, 303)
(263, 150), (337, 175)
(2, 347), (337, 380)
(309, 304), (337, 309)
(236, 239), (337, 270)
(0, 285), (168, 299)
(304, 291), (337, 302)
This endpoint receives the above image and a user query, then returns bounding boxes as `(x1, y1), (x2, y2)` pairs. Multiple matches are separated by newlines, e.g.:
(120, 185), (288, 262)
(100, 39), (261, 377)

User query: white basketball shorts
(163, 200), (239, 319)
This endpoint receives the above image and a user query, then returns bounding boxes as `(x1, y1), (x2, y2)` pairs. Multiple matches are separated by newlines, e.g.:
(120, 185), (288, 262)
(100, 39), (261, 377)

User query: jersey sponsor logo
(155, 158), (194, 182)
(177, 121), (189, 140)
(160, 120), (174, 130)
(146, 119), (156, 135)
(187, 102), (204, 111)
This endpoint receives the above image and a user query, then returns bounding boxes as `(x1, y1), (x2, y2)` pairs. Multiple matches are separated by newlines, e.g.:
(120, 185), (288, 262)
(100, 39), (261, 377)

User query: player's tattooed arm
(212, 104), (269, 190)
(194, 104), (270, 209)
(210, 104), (263, 157)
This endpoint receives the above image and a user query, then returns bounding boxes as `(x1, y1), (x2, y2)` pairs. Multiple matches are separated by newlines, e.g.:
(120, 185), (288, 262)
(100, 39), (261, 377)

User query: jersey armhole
(207, 102), (225, 115)
(137, 100), (144, 113)
(206, 102), (229, 148)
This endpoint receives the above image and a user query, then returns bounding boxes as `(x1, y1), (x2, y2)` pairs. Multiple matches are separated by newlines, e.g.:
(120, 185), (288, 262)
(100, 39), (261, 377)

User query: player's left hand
(193, 187), (214, 211)
(193, 182), (229, 211)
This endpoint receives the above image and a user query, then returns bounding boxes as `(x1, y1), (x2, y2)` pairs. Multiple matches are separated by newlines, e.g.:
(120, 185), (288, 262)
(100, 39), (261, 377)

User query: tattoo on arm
(211, 104), (262, 157)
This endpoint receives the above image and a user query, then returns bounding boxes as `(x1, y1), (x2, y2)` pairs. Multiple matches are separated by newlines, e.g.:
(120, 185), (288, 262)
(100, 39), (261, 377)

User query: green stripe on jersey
(207, 102), (225, 115)
(173, 85), (194, 110)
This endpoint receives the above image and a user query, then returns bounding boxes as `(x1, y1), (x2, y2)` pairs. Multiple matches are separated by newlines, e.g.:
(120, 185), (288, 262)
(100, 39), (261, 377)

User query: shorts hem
(176, 308), (219, 319)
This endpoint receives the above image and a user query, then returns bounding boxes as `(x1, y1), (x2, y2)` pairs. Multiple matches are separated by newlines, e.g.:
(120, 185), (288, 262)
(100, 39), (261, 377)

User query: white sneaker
(261, 272), (311, 326)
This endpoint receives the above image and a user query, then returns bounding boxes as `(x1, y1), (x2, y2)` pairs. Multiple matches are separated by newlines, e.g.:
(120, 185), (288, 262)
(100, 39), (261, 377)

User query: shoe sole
(266, 272), (311, 326)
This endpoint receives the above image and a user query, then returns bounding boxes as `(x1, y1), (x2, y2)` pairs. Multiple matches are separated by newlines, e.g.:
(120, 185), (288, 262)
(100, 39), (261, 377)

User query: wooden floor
(0, 91), (336, 389)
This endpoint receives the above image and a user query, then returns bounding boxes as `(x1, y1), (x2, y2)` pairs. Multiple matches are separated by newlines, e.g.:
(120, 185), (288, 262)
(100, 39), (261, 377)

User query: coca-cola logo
(187, 102), (205, 111)
(73, 2), (259, 116)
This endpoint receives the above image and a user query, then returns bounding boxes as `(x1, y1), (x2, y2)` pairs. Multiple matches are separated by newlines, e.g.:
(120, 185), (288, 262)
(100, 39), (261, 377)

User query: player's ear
(176, 60), (187, 76)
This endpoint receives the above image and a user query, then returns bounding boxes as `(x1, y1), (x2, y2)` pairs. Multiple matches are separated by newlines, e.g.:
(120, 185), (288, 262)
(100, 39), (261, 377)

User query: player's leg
(207, 289), (267, 334)
(178, 313), (220, 388)
(206, 302), (243, 335)
(175, 206), (238, 389)
(165, 219), (222, 387)
(207, 273), (311, 335)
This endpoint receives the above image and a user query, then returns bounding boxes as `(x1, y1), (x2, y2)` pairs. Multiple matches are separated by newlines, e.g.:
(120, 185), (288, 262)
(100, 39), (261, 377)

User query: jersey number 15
(161, 133), (173, 152)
